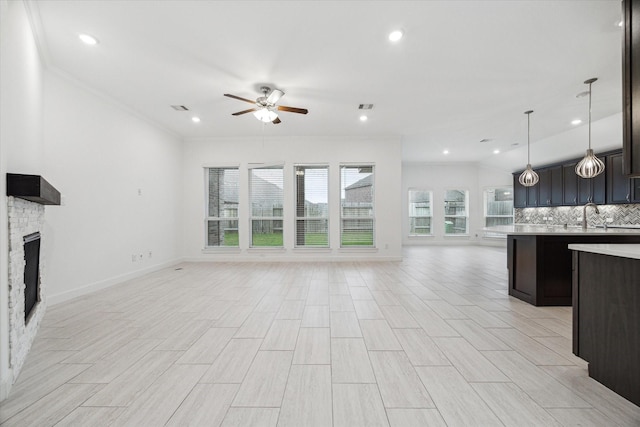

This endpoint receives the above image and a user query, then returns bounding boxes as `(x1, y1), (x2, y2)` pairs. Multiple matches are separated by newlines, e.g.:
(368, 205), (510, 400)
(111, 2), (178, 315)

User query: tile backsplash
(515, 204), (640, 227)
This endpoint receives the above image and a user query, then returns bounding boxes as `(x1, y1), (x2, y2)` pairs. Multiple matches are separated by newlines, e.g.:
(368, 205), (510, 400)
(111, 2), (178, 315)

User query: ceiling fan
(224, 86), (308, 124)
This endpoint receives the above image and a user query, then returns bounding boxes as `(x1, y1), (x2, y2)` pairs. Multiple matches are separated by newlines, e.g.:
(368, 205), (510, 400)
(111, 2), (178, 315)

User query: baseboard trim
(48, 258), (184, 306)
(183, 255), (403, 263)
(0, 374), (12, 402)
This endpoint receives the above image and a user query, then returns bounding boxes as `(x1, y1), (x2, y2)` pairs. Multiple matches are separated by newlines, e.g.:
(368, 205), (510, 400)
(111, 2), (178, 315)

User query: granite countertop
(483, 224), (640, 236)
(568, 243), (640, 260)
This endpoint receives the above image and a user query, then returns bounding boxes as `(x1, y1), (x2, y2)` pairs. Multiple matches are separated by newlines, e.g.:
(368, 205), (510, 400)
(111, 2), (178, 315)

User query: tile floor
(1, 246), (639, 426)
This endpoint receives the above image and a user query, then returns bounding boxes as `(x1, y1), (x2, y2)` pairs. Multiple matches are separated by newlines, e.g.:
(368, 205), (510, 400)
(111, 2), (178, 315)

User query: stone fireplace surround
(7, 196), (46, 384)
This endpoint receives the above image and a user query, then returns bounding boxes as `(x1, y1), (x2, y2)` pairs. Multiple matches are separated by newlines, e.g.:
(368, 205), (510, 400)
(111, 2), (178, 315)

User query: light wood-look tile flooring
(1, 246), (639, 426)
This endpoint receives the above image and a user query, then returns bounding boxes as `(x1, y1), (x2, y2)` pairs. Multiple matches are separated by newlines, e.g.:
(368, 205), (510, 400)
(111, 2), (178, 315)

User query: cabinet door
(538, 169), (551, 206)
(607, 152), (631, 204)
(563, 163), (578, 205)
(550, 166), (564, 206)
(513, 174), (527, 208)
(527, 182), (539, 206)
(632, 178), (640, 202)
(592, 169), (606, 204)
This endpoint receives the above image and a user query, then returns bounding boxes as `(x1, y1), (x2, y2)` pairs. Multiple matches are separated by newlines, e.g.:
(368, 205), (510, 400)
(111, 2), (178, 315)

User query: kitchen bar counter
(485, 224), (640, 236)
(570, 243), (640, 406)
(486, 225), (640, 306)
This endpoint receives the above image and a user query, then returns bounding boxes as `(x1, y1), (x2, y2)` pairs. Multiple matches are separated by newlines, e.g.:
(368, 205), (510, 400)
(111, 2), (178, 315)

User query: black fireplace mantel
(6, 174), (61, 205)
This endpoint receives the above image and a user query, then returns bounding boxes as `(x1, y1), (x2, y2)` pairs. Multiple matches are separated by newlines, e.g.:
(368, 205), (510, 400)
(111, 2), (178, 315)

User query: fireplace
(5, 174), (60, 386)
(23, 232), (41, 322)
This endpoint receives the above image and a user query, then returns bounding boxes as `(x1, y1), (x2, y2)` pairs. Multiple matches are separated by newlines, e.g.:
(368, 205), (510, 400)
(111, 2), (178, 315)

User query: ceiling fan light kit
(519, 110), (539, 187)
(575, 77), (605, 179)
(224, 86), (308, 125)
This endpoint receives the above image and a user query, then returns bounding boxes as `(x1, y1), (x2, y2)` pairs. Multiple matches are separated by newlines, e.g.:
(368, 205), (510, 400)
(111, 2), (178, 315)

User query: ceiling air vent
(479, 138), (492, 143)
(170, 105), (189, 111)
(358, 104), (374, 110)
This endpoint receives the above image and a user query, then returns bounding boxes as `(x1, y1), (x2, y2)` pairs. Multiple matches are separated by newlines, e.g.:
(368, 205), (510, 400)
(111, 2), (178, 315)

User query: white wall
(402, 162), (512, 246)
(0, 0), (45, 400)
(182, 136), (402, 261)
(42, 72), (184, 303)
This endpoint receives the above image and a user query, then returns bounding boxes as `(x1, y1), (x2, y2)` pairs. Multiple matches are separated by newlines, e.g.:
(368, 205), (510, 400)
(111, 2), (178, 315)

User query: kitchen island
(485, 225), (640, 306)
(569, 243), (640, 407)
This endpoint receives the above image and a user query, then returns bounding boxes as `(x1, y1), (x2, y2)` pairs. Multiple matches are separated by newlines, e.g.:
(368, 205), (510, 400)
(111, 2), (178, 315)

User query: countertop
(484, 225), (640, 236)
(568, 243), (640, 260)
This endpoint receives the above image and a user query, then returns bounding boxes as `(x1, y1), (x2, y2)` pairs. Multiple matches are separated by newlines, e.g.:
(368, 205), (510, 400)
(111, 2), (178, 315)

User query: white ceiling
(28, 0), (623, 167)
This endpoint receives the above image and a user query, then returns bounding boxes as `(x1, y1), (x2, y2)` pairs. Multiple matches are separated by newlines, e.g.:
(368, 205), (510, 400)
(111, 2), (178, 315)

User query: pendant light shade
(519, 110), (539, 187)
(575, 78), (605, 178)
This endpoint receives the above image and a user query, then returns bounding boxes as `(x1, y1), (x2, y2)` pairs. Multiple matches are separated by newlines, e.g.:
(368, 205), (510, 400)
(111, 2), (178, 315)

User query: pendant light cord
(588, 81), (592, 150)
(527, 112), (531, 163)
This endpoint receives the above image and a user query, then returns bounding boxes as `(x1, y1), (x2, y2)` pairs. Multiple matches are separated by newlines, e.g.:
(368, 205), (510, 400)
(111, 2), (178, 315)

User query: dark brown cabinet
(577, 171), (605, 204)
(538, 166), (563, 206)
(623, 0), (640, 177)
(607, 152), (632, 203)
(563, 163), (578, 205)
(513, 178), (527, 208)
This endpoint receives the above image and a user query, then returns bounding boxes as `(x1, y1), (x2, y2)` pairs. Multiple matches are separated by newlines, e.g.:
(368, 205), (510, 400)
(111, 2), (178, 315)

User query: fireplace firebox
(23, 232), (41, 322)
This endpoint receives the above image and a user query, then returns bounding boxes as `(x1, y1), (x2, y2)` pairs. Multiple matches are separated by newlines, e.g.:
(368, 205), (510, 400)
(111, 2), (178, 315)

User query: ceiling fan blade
(277, 105), (308, 114)
(267, 89), (284, 104)
(224, 93), (257, 104)
(232, 108), (258, 116)
(272, 117), (281, 124)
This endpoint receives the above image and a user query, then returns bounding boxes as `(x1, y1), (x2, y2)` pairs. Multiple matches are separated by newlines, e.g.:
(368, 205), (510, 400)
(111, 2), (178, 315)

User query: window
(484, 187), (514, 227)
(206, 168), (239, 247)
(340, 165), (374, 247)
(444, 189), (468, 235)
(250, 166), (284, 247)
(295, 166), (329, 247)
(408, 189), (432, 235)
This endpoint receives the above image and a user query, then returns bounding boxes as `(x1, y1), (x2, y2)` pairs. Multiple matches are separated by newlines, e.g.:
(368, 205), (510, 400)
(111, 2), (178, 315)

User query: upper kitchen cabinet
(608, 151), (640, 203)
(577, 171), (606, 204)
(623, 0), (640, 177)
(563, 162), (579, 205)
(538, 166), (563, 206)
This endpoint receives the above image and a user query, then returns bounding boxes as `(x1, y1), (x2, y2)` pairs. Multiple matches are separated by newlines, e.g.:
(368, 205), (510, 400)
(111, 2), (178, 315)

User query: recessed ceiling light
(571, 119), (582, 125)
(493, 149), (500, 154)
(388, 30), (403, 42)
(360, 115), (368, 122)
(443, 149), (449, 155)
(618, 20), (624, 27)
(78, 33), (99, 45)
(192, 117), (201, 123)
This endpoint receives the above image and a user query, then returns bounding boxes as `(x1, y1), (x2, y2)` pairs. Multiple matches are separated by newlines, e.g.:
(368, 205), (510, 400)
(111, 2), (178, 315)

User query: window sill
(292, 247), (332, 253)
(247, 247), (287, 253)
(202, 247), (241, 254)
(443, 234), (470, 237)
(338, 247), (378, 253)
(408, 234), (434, 238)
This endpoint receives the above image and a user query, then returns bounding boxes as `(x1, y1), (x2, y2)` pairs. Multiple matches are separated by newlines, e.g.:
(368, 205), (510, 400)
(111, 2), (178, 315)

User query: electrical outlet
(606, 218), (614, 223)
(148, 250), (153, 258)
(139, 254), (143, 261)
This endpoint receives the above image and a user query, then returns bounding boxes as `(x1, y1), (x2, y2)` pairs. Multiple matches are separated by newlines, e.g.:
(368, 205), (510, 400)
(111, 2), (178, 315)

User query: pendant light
(519, 110), (539, 187)
(575, 78), (605, 178)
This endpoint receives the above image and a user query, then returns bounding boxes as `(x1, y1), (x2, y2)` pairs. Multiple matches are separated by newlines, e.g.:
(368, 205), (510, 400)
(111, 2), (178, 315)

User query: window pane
(296, 219), (328, 246)
(296, 166), (329, 247)
(207, 168), (239, 247)
(445, 217), (467, 234)
(207, 219), (239, 246)
(251, 220), (283, 246)
(486, 188), (513, 216)
(341, 219), (374, 246)
(341, 165), (374, 247)
(250, 167), (284, 247)
(410, 217), (431, 235)
(409, 189), (432, 235)
(444, 189), (468, 234)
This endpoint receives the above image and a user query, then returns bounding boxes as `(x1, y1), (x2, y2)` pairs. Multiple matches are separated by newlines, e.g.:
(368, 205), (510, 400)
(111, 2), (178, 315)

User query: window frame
(443, 188), (469, 236)
(408, 188), (433, 236)
(249, 165), (285, 248)
(483, 186), (514, 236)
(204, 166), (240, 248)
(340, 164), (375, 248)
(294, 164), (330, 248)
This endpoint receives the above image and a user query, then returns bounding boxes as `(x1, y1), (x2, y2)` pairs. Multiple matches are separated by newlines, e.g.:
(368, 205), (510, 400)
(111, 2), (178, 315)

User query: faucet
(582, 203), (600, 229)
